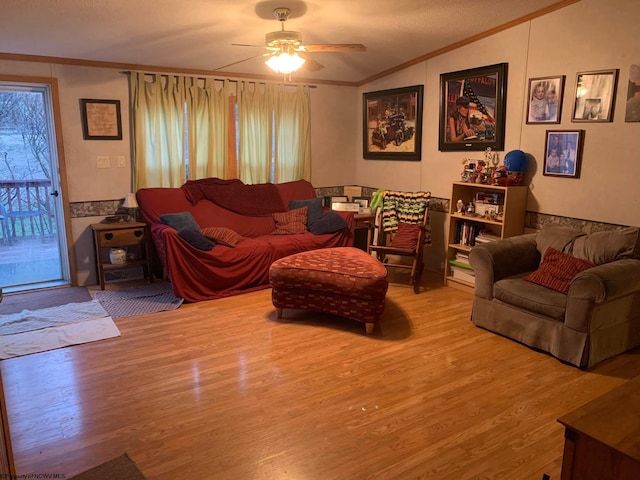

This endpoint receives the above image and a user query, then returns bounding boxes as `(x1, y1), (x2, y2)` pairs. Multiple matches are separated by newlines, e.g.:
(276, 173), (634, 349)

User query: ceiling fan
(214, 7), (367, 75)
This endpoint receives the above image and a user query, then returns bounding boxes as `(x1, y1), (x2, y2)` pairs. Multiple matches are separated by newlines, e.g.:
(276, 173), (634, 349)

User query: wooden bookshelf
(444, 182), (528, 293)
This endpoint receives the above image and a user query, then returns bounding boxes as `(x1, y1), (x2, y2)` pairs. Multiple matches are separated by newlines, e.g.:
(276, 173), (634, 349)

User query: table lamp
(122, 193), (138, 222)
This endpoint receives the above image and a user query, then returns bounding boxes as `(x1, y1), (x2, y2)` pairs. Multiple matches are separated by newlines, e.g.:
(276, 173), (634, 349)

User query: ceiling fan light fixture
(265, 50), (306, 74)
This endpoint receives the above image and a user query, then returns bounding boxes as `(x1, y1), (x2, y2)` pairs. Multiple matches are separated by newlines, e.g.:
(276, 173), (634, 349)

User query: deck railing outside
(0, 179), (55, 244)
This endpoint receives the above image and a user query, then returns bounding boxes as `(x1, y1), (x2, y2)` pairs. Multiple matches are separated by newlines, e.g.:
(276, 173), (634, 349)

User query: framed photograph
(362, 85), (423, 161)
(625, 64), (640, 122)
(439, 63), (508, 152)
(352, 197), (370, 214)
(526, 75), (565, 124)
(80, 98), (122, 140)
(572, 69), (619, 122)
(543, 130), (584, 178)
(352, 197), (369, 208)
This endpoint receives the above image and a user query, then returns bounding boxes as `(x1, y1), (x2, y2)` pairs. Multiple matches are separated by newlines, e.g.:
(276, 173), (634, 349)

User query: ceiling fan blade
(231, 43), (264, 48)
(303, 44), (367, 53)
(297, 51), (324, 71)
(303, 58), (324, 72)
(212, 53), (268, 71)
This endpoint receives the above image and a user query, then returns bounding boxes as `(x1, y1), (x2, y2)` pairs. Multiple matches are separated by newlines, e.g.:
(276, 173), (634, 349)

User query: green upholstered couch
(468, 224), (640, 368)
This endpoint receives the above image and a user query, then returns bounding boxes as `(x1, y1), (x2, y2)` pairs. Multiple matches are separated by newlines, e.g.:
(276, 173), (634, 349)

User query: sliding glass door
(0, 81), (70, 293)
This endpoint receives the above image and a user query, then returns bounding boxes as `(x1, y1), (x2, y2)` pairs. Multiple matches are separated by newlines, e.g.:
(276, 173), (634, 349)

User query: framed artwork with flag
(438, 63), (508, 151)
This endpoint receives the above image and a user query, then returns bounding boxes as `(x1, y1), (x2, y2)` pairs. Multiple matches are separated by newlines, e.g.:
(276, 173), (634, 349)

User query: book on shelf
(454, 220), (481, 246)
(455, 252), (470, 263)
(450, 265), (476, 284)
(449, 259), (473, 270)
(475, 232), (502, 243)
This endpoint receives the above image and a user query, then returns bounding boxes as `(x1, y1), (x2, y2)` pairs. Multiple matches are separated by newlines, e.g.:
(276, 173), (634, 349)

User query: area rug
(94, 282), (183, 319)
(69, 453), (147, 480)
(0, 300), (120, 359)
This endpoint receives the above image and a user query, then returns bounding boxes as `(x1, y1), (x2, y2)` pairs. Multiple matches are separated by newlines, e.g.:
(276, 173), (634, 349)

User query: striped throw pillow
(523, 247), (595, 294)
(201, 227), (246, 247)
(272, 207), (308, 235)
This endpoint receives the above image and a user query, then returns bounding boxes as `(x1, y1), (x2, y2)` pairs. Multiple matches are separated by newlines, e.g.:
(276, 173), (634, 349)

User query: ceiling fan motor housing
(266, 30), (303, 48)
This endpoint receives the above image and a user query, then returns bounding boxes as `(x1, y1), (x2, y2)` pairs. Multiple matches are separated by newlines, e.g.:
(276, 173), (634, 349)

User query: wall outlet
(117, 155), (126, 168)
(97, 155), (110, 168)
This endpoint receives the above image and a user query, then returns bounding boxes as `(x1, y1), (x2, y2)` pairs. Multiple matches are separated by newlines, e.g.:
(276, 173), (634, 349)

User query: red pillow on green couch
(523, 247), (595, 294)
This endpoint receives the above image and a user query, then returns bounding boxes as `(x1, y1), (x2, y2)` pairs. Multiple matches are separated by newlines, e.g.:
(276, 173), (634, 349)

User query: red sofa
(136, 179), (355, 302)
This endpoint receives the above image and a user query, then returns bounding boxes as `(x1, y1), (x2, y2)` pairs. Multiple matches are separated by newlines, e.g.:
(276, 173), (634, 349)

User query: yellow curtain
(237, 82), (310, 184)
(274, 85), (310, 182)
(130, 73), (311, 188)
(237, 82), (274, 184)
(187, 78), (229, 180)
(129, 72), (185, 189)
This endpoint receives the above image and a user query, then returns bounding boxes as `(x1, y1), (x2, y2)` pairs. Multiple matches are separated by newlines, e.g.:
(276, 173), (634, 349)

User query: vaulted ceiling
(1, 0), (577, 85)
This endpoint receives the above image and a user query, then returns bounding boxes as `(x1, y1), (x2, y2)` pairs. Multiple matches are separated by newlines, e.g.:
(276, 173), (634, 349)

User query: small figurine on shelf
(467, 202), (475, 215)
(461, 156), (496, 184)
(456, 199), (464, 213)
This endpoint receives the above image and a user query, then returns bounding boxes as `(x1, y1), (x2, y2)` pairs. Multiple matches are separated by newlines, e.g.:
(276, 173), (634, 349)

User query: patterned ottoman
(269, 247), (389, 334)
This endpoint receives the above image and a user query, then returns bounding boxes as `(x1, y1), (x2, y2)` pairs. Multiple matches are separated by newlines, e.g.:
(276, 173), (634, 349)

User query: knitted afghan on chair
(381, 191), (432, 245)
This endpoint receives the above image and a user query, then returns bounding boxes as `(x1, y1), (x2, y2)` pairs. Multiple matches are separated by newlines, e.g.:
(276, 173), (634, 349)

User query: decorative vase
(109, 247), (127, 265)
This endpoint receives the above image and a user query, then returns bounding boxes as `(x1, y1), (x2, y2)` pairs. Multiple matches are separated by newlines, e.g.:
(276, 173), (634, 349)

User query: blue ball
(504, 150), (527, 172)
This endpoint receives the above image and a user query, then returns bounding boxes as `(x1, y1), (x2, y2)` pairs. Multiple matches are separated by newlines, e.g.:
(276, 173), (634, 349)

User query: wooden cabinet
(558, 376), (640, 480)
(91, 222), (153, 290)
(444, 182), (528, 292)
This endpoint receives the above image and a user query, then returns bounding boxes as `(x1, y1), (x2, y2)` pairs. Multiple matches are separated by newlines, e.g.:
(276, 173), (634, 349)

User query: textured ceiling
(1, 0), (574, 84)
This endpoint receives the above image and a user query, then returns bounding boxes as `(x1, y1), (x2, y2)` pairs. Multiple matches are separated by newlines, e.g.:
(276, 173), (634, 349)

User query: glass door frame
(0, 74), (76, 291)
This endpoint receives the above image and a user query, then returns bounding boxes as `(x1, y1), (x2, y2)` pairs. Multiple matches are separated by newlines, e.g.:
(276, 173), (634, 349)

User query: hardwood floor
(2, 271), (640, 479)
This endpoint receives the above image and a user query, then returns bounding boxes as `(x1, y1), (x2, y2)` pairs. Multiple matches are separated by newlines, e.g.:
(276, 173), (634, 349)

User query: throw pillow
(289, 198), (323, 226)
(178, 227), (215, 251)
(272, 207), (308, 235)
(160, 211), (200, 231)
(389, 223), (422, 250)
(201, 226), (246, 247)
(523, 247), (596, 294)
(308, 211), (348, 235)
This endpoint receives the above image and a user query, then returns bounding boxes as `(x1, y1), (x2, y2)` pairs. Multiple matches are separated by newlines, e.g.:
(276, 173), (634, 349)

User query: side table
(353, 212), (376, 251)
(557, 375), (640, 479)
(91, 222), (153, 290)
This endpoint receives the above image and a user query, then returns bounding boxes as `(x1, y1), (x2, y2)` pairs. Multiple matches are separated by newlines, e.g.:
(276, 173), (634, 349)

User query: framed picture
(439, 63), (508, 152)
(572, 69), (619, 122)
(80, 98), (122, 140)
(352, 197), (369, 208)
(362, 85), (423, 161)
(625, 64), (640, 122)
(526, 75), (565, 124)
(543, 130), (584, 178)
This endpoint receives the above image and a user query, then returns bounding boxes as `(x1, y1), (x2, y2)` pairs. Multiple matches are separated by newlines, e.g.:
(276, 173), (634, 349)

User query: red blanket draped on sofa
(181, 178), (286, 216)
(137, 179), (355, 302)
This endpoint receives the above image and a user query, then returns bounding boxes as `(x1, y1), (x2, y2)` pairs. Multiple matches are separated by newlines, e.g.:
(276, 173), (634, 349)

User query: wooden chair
(368, 191), (431, 293)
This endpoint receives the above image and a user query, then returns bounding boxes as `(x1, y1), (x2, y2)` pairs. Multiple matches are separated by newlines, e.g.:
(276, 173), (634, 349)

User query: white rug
(0, 300), (120, 359)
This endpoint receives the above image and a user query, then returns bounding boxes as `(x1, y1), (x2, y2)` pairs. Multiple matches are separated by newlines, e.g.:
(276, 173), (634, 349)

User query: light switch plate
(97, 155), (110, 168)
(117, 155), (126, 168)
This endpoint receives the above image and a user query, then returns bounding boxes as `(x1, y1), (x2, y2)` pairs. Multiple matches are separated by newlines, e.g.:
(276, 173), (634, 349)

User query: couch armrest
(468, 234), (538, 300)
(565, 258), (640, 331)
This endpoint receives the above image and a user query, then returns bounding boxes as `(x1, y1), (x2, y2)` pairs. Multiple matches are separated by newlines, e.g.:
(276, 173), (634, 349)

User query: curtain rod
(119, 70), (317, 88)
